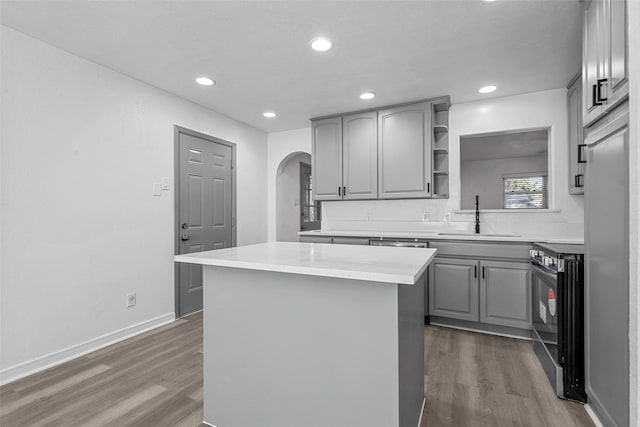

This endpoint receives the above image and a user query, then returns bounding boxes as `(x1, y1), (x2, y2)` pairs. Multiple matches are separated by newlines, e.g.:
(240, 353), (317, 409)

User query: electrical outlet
(444, 213), (452, 222)
(127, 293), (136, 307)
(422, 212), (430, 222)
(366, 212), (372, 221)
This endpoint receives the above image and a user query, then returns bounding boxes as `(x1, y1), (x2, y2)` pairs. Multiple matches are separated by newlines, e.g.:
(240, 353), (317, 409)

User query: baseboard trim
(416, 397), (426, 427)
(430, 318), (531, 341)
(0, 312), (175, 386)
(584, 404), (606, 427)
(585, 386), (621, 427)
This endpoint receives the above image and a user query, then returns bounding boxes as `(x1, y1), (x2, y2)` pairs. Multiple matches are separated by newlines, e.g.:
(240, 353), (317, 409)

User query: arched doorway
(275, 151), (317, 241)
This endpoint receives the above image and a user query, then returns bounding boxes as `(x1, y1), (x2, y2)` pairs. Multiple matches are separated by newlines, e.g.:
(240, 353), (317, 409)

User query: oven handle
(531, 263), (558, 281)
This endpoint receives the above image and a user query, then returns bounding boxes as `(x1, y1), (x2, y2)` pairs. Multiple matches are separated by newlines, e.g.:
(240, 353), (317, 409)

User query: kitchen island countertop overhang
(174, 241), (437, 285)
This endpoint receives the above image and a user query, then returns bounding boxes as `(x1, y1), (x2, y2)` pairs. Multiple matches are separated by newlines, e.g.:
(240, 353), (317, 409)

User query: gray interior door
(177, 130), (233, 316)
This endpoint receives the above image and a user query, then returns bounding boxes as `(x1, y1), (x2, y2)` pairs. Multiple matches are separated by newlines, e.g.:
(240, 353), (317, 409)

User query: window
(503, 174), (547, 209)
(300, 162), (321, 230)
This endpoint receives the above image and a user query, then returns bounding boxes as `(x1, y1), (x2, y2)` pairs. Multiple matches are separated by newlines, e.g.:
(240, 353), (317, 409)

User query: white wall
(0, 27), (268, 381)
(321, 89), (584, 238)
(267, 128), (312, 241)
(276, 152), (311, 242)
(460, 155), (548, 209)
(628, 1), (639, 425)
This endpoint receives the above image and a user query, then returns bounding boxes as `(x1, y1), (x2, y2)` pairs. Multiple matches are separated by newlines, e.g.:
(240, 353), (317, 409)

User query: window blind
(503, 175), (548, 209)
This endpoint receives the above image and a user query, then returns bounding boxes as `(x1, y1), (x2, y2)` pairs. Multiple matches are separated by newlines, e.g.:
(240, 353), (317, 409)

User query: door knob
(181, 234), (190, 241)
(181, 222), (188, 229)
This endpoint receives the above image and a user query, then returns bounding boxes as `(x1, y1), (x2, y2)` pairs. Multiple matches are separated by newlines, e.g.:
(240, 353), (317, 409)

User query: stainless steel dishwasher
(369, 239), (428, 249)
(369, 238), (430, 324)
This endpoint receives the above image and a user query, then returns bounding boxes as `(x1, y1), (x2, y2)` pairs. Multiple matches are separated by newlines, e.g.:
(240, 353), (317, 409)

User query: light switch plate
(152, 183), (162, 196)
(162, 177), (170, 191)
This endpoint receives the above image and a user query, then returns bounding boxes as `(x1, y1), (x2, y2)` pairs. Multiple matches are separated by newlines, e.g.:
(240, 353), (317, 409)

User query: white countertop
(174, 241), (436, 285)
(298, 229), (584, 245)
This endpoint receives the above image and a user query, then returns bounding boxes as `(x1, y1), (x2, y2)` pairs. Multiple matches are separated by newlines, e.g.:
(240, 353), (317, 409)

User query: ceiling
(0, 0), (583, 133)
(460, 129), (549, 161)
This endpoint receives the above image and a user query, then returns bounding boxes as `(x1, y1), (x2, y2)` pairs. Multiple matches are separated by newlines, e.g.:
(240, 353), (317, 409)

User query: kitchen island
(175, 241), (436, 427)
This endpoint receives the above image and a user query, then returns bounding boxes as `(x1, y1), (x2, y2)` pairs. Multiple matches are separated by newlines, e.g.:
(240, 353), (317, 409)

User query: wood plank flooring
(0, 313), (593, 426)
(423, 326), (593, 427)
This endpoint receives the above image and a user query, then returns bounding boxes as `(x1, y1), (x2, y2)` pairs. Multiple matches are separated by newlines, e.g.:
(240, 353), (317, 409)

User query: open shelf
(432, 173), (449, 198)
(431, 98), (450, 199)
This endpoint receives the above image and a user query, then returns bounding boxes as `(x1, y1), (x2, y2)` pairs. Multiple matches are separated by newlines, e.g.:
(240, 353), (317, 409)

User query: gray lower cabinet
(479, 260), (532, 329)
(429, 257), (478, 322)
(429, 256), (532, 330)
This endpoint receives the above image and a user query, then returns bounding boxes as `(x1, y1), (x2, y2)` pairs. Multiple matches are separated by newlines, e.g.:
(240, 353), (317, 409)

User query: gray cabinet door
(429, 257), (478, 322)
(342, 112), (378, 199)
(568, 75), (584, 195)
(585, 115), (629, 427)
(378, 102), (432, 199)
(582, 0), (605, 126)
(479, 260), (532, 329)
(312, 117), (342, 200)
(604, 0), (628, 110)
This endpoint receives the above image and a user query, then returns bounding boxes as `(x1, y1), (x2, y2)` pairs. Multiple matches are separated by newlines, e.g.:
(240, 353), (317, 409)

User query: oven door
(531, 262), (565, 397)
(532, 264), (561, 361)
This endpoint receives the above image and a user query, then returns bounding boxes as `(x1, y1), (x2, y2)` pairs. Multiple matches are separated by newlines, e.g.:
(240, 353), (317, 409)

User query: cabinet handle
(427, 182), (430, 194)
(343, 186), (346, 196)
(578, 144), (587, 163)
(482, 266), (485, 279)
(575, 174), (584, 188)
(338, 186), (341, 196)
(592, 79), (608, 106)
(474, 265), (477, 278)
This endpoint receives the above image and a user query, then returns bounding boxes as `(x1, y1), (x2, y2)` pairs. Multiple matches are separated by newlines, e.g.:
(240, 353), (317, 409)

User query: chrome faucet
(475, 195), (480, 234)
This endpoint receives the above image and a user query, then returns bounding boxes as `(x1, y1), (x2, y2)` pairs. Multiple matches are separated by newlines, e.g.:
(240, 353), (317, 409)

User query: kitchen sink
(437, 232), (521, 237)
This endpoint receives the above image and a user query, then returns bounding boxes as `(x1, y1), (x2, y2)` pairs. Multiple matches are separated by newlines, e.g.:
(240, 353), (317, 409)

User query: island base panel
(202, 266), (424, 427)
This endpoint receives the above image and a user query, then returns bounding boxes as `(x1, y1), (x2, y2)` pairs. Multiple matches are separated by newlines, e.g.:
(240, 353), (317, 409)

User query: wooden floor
(0, 313), (593, 427)
(423, 325), (593, 427)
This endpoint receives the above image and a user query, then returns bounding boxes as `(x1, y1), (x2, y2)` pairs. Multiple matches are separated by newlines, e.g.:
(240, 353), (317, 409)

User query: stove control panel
(530, 249), (564, 273)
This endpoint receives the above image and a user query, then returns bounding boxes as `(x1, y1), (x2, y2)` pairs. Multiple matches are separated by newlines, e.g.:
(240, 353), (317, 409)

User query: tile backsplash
(321, 199), (584, 240)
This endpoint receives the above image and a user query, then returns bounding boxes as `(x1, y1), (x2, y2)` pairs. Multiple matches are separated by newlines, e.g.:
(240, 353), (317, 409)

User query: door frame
(173, 125), (237, 317)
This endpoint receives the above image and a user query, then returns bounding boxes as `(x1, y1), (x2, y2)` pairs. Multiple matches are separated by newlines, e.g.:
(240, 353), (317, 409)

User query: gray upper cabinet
(342, 111), (378, 200)
(312, 117), (342, 200)
(582, 0), (628, 127)
(378, 102), (432, 199)
(429, 257), (478, 322)
(567, 74), (585, 194)
(479, 260), (532, 330)
(311, 113), (377, 201)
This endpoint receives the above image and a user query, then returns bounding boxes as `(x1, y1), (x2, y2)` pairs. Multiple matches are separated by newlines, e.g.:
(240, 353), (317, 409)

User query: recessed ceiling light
(479, 85), (497, 94)
(196, 77), (215, 86)
(263, 112), (277, 118)
(360, 92), (376, 100)
(310, 37), (333, 52)
(482, 0), (497, 2)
